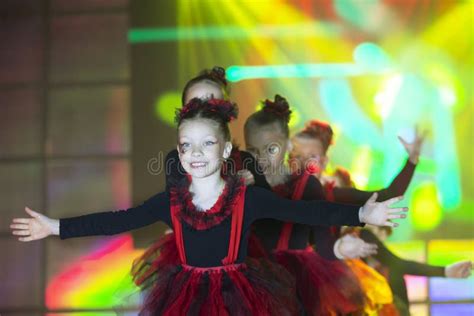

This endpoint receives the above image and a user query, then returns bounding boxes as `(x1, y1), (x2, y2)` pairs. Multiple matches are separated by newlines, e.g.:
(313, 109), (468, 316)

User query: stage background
(0, 0), (472, 315)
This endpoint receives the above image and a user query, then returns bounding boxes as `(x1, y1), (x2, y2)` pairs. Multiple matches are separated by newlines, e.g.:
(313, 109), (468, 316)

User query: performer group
(10, 67), (472, 315)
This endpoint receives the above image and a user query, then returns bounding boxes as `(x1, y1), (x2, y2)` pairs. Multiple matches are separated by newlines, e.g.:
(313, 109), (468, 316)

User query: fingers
(10, 224), (29, 230)
(459, 261), (473, 276)
(383, 220), (399, 228)
(462, 264), (471, 277)
(387, 213), (407, 220)
(356, 244), (378, 258)
(12, 218), (30, 224)
(362, 248), (378, 257)
(387, 207), (409, 214)
(364, 243), (378, 250)
(12, 230), (30, 236)
(457, 260), (472, 266)
(367, 193), (378, 204)
(362, 242), (377, 250)
(464, 264), (472, 277)
(383, 195), (404, 206)
(398, 135), (408, 148)
(363, 245), (378, 255)
(19, 236), (35, 242)
(25, 207), (40, 218)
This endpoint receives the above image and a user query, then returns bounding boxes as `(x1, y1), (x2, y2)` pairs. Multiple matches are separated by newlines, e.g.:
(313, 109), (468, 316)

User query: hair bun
(304, 120), (333, 142)
(176, 98), (238, 124)
(262, 94), (292, 123)
(207, 98), (238, 122)
(206, 66), (227, 87)
(299, 120), (334, 151)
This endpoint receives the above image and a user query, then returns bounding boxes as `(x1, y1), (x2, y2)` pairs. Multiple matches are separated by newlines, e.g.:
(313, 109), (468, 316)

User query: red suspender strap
(324, 182), (340, 237)
(293, 171), (311, 200)
(275, 224), (293, 251)
(275, 172), (311, 251)
(171, 180), (247, 266)
(222, 181), (247, 265)
(325, 181), (336, 202)
(170, 192), (187, 264)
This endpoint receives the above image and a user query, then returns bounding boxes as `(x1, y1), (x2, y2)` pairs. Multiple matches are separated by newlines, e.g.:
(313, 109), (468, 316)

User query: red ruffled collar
(170, 175), (243, 231)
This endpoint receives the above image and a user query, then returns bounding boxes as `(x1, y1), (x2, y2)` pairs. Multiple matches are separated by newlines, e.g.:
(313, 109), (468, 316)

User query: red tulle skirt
(132, 233), (297, 316)
(274, 247), (366, 316)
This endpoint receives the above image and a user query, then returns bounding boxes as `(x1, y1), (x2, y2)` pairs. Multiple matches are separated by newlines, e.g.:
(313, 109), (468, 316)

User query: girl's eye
(179, 143), (190, 152)
(268, 144), (280, 155)
(204, 141), (216, 146)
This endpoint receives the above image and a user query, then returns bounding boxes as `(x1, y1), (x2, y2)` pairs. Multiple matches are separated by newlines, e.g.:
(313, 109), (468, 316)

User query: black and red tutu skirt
(273, 247), (366, 316)
(131, 233), (297, 316)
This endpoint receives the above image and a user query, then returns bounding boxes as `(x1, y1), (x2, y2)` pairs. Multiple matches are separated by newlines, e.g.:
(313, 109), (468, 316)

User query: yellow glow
(411, 182), (443, 232)
(350, 146), (372, 188)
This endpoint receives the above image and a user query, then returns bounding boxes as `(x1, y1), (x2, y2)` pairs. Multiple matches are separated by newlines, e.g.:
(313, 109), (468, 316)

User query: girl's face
(184, 81), (225, 105)
(245, 123), (289, 176)
(178, 118), (232, 179)
(289, 136), (328, 177)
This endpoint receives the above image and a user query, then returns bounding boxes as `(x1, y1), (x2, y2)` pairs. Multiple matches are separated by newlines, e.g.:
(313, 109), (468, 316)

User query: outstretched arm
(333, 159), (415, 204)
(247, 187), (407, 228)
(11, 191), (171, 241)
(360, 229), (471, 278)
(302, 177), (378, 259)
(302, 176), (339, 259)
(333, 129), (424, 205)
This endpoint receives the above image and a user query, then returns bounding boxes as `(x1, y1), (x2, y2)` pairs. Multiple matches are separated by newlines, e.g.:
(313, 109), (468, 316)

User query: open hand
(445, 260), (472, 278)
(359, 193), (408, 227)
(10, 207), (59, 242)
(338, 234), (378, 259)
(398, 127), (426, 164)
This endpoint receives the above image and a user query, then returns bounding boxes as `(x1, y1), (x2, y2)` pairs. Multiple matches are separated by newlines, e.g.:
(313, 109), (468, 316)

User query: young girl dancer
(165, 66), (270, 189)
(289, 120), (423, 314)
(289, 120), (420, 206)
(11, 98), (407, 315)
(244, 95), (385, 315)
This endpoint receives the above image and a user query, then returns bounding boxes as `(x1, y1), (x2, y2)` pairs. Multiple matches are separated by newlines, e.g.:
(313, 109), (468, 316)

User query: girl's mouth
(190, 162), (208, 169)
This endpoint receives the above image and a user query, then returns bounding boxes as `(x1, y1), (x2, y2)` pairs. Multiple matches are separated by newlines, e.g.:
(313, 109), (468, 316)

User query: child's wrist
(358, 207), (365, 223)
(51, 219), (60, 235)
(333, 238), (345, 259)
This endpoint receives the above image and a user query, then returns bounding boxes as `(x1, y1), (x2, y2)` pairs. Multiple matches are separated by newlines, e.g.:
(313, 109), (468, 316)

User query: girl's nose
(191, 146), (203, 157)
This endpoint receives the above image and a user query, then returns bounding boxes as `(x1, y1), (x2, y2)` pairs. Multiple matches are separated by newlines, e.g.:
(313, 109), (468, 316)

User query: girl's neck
(189, 170), (225, 200)
(265, 164), (291, 187)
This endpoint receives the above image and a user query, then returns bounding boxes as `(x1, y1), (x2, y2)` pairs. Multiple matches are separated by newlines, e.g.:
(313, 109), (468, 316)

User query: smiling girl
(11, 98), (407, 315)
(165, 66), (270, 190)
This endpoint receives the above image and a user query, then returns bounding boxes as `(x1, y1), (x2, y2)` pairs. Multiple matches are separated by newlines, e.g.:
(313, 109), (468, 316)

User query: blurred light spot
(411, 182), (443, 231)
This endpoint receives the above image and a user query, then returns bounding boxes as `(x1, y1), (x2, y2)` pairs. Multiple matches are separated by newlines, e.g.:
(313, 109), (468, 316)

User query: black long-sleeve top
(331, 160), (416, 204)
(253, 175), (338, 259)
(360, 229), (444, 306)
(165, 148), (271, 191)
(60, 186), (362, 267)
